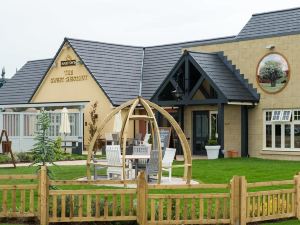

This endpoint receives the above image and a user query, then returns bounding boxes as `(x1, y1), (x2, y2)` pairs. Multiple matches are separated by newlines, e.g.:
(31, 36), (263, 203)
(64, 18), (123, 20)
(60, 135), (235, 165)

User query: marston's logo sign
(61, 55), (76, 67)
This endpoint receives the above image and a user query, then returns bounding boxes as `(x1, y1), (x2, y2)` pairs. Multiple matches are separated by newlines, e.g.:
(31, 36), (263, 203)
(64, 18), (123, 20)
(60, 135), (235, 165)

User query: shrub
(16, 152), (34, 162)
(207, 139), (218, 146)
(0, 154), (11, 163)
(53, 137), (64, 161)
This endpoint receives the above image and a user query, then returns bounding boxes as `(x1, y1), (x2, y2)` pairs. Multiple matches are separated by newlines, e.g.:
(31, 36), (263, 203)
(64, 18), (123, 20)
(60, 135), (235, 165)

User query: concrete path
(0, 160), (87, 168)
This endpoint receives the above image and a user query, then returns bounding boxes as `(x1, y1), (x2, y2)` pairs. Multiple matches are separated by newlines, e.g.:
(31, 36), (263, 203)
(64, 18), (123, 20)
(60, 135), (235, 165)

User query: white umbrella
(59, 107), (71, 153)
(59, 107), (71, 134)
(113, 110), (122, 133)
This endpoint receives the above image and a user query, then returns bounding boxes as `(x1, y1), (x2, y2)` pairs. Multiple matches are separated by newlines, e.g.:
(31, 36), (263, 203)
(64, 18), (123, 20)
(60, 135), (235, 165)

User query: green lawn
(1, 158), (300, 224)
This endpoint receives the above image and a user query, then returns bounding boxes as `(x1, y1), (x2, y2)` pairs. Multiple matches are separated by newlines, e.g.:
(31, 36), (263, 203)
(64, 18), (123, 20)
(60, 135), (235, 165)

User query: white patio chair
(92, 154), (107, 180)
(112, 132), (120, 145)
(162, 148), (176, 181)
(146, 150), (159, 181)
(105, 133), (113, 146)
(106, 145), (133, 179)
(141, 133), (151, 145)
(133, 145), (149, 169)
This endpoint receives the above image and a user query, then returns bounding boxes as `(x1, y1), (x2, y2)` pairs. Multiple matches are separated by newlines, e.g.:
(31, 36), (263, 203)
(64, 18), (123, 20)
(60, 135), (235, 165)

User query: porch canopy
(151, 51), (260, 157)
(0, 101), (87, 153)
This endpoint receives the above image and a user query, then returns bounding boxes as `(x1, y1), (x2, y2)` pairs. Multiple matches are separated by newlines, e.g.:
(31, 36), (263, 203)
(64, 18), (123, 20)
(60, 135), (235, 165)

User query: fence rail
(0, 174), (39, 218)
(1, 167), (300, 225)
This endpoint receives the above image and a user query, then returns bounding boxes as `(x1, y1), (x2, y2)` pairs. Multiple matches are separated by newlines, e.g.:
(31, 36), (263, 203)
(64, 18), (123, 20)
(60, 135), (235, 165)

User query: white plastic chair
(141, 133), (151, 145)
(92, 155), (107, 180)
(106, 145), (133, 179)
(162, 148), (176, 181)
(133, 145), (149, 168)
(146, 150), (159, 181)
(105, 133), (113, 145)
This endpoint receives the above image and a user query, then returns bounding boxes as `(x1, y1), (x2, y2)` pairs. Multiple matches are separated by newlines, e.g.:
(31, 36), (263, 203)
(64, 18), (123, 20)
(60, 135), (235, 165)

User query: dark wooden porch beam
(241, 105), (248, 157)
(184, 55), (189, 99)
(187, 76), (205, 99)
(170, 78), (184, 94)
(152, 59), (185, 101)
(156, 98), (226, 106)
(217, 103), (224, 158)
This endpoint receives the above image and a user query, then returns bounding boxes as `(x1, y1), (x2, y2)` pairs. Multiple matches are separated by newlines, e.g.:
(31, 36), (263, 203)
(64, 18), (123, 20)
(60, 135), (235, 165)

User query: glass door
(193, 111), (209, 155)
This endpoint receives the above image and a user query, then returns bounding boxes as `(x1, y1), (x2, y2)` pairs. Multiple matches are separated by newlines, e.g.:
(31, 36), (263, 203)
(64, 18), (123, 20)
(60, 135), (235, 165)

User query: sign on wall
(50, 55), (88, 84)
(61, 55), (76, 67)
(256, 53), (290, 94)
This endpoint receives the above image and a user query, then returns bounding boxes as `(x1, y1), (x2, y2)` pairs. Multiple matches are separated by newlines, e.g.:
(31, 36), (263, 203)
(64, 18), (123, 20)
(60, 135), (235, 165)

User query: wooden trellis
(86, 97), (192, 184)
(0, 129), (16, 168)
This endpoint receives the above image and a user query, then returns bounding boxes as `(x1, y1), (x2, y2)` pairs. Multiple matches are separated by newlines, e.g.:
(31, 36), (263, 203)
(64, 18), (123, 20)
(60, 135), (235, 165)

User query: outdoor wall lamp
(172, 70), (184, 100)
(265, 44), (275, 50)
(172, 86), (183, 100)
(77, 60), (83, 65)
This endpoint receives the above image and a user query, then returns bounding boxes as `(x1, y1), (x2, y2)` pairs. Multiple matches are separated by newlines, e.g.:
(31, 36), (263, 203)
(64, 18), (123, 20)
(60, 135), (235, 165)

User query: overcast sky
(0, 0), (299, 78)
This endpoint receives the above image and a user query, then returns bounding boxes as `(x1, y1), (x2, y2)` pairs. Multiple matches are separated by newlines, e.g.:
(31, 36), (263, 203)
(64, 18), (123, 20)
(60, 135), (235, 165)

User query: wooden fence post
(295, 173), (300, 219)
(230, 176), (241, 225)
(240, 176), (247, 225)
(39, 166), (49, 225)
(137, 171), (147, 225)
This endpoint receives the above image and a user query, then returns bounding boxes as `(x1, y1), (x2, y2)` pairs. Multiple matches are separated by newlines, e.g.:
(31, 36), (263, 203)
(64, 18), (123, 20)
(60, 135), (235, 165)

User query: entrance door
(193, 111), (209, 155)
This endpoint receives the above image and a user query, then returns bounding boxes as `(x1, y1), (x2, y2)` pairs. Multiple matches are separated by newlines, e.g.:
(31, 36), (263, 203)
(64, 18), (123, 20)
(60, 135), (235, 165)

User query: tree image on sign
(257, 53), (289, 93)
(259, 61), (284, 87)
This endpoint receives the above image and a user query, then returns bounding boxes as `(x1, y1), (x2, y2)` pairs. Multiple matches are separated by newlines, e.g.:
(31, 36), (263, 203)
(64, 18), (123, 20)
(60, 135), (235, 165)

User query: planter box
(205, 145), (221, 159)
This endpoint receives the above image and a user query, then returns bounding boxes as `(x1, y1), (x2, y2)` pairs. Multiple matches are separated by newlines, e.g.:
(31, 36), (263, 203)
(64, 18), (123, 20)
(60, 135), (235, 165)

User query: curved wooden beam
(145, 99), (192, 184)
(120, 99), (139, 182)
(86, 99), (136, 180)
(139, 98), (163, 184)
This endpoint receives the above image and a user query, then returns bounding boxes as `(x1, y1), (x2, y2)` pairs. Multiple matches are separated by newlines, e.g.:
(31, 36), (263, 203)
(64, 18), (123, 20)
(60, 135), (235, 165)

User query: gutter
(139, 47), (145, 97)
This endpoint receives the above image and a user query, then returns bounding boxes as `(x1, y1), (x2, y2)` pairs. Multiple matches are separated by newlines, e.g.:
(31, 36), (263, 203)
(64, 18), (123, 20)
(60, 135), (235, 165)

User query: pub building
(0, 7), (300, 160)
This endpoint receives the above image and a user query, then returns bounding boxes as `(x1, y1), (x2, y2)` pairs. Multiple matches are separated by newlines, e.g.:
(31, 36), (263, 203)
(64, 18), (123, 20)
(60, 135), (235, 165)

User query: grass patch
(1, 158), (300, 224)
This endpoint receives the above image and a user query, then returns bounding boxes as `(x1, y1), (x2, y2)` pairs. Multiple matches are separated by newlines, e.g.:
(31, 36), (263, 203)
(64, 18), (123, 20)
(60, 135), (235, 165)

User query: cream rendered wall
(186, 34), (300, 159)
(224, 105), (241, 155)
(31, 44), (134, 147)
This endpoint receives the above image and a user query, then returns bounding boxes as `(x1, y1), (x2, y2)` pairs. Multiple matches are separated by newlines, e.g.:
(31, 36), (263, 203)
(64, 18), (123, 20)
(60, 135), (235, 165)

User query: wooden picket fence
(0, 166), (300, 225)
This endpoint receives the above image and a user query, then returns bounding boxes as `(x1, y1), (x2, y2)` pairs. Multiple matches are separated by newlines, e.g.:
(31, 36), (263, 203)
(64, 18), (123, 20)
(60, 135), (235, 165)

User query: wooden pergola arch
(86, 96), (192, 184)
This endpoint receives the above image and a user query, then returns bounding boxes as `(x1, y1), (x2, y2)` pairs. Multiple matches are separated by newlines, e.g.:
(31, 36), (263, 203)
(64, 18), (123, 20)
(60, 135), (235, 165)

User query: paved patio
(77, 176), (199, 188)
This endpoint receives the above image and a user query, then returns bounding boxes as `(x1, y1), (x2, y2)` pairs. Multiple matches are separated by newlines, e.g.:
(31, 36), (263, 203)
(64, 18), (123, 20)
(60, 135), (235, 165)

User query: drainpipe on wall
(138, 48), (145, 97)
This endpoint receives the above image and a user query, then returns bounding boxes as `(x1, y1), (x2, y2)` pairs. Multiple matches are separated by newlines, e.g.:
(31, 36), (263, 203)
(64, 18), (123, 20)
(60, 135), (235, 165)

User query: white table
(125, 155), (150, 177)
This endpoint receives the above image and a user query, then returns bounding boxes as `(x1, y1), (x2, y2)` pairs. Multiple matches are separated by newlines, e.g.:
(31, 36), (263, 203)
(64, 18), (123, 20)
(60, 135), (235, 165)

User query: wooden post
(240, 176), (247, 225)
(137, 171), (147, 225)
(294, 173), (300, 219)
(39, 166), (49, 225)
(230, 176), (241, 225)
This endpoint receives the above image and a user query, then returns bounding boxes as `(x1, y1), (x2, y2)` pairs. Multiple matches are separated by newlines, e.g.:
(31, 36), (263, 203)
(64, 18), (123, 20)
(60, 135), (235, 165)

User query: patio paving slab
(77, 176), (199, 188)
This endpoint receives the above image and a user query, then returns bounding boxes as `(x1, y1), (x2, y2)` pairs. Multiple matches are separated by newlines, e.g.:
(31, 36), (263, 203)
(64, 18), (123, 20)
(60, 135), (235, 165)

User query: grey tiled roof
(0, 59), (52, 104)
(189, 52), (259, 102)
(141, 36), (236, 99)
(236, 7), (300, 40)
(67, 38), (144, 105)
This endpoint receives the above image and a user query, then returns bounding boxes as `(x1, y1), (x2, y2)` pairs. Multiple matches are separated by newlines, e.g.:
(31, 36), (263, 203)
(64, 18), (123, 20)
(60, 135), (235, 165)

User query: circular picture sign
(257, 53), (289, 93)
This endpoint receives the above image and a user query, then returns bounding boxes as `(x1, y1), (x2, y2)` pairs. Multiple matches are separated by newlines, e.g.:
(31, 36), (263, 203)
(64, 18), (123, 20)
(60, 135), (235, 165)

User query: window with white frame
(271, 110), (282, 122)
(264, 109), (300, 150)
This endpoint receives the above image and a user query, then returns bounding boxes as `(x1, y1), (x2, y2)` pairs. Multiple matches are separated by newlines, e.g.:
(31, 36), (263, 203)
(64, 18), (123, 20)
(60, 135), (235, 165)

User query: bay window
(264, 109), (300, 150)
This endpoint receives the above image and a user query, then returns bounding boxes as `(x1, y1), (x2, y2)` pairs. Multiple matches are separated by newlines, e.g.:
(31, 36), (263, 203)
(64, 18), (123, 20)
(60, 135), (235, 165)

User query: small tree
(88, 101), (98, 144)
(259, 61), (284, 87)
(31, 110), (56, 176)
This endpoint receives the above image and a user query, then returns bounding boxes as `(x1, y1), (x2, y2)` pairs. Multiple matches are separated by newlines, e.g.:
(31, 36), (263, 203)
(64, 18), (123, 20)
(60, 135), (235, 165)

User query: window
(271, 110), (282, 121)
(266, 111), (272, 121)
(209, 111), (218, 139)
(294, 111), (300, 121)
(266, 124), (272, 148)
(264, 109), (300, 151)
(282, 110), (292, 121)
